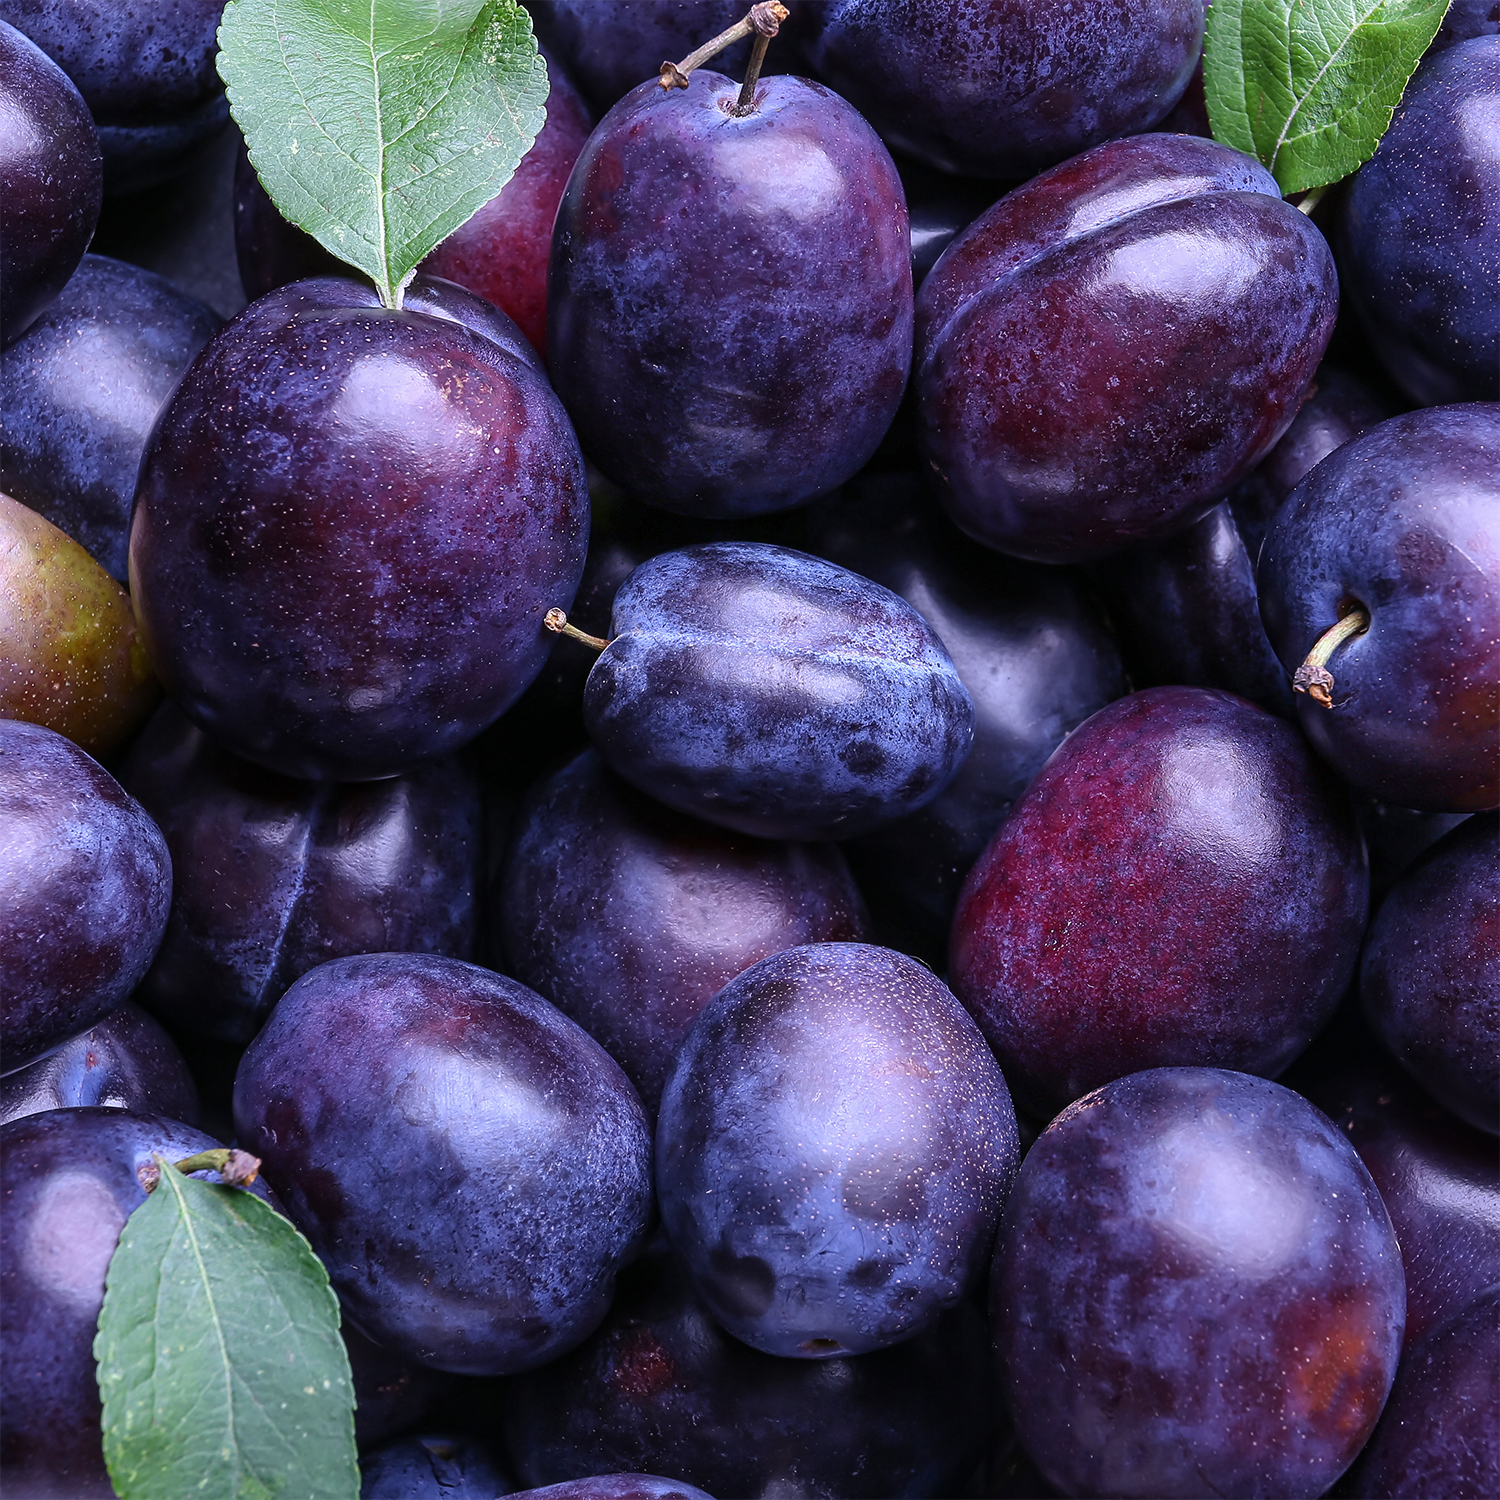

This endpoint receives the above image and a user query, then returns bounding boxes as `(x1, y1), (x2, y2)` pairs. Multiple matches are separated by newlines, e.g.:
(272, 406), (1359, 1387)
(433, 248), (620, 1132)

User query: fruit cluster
(1, 2), (1497, 1498)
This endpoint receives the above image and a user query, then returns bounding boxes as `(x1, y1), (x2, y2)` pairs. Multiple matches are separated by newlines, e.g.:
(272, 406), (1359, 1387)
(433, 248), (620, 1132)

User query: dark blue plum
(0, 1107), (273, 1498)
(657, 943), (1019, 1358)
(119, 703), (482, 1045)
(497, 749), (869, 1114)
(1096, 364), (1392, 717)
(548, 71), (912, 518)
(950, 686), (1369, 1118)
(359, 1434), (511, 1499)
(905, 171), (1002, 290)
(917, 134), (1337, 563)
(0, 255), (219, 580)
(1257, 404), (1500, 812)
(1358, 800), (1472, 901)
(993, 1068), (1406, 1499)
(1429, 0), (1499, 51)
(1291, 1041), (1500, 1350)
(0, 719), (172, 1074)
(1346, 1287), (1499, 1499)
(809, 473), (1127, 956)
(0, 20), (101, 347)
(343, 1323), (455, 1454)
(802, 0), (1203, 180)
(581, 542), (974, 841)
(1361, 812), (1498, 1134)
(233, 953), (653, 1377)
(129, 275), (587, 781)
(0, 0), (228, 192)
(511, 1480), (715, 1500)
(499, 1242), (998, 1497)
(1339, 38), (1500, 404)
(0, 1001), (198, 1127)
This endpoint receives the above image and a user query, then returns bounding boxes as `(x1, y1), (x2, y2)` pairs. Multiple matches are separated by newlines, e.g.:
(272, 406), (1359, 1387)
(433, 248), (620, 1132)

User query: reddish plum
(233, 953), (653, 1376)
(497, 749), (869, 1113)
(993, 1068), (1406, 1498)
(548, 71), (912, 518)
(917, 134), (1337, 562)
(657, 943), (1019, 1358)
(950, 687), (1368, 1118)
(129, 275), (588, 780)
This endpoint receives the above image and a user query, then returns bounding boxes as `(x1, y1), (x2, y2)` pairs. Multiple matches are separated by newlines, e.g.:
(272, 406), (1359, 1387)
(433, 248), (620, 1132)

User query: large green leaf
(218, 0), (549, 307)
(1204, 0), (1451, 193)
(95, 1162), (358, 1500)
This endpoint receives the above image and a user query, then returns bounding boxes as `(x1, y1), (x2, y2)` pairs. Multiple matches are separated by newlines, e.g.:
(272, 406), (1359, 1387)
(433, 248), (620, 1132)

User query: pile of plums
(2, 1), (1497, 1497)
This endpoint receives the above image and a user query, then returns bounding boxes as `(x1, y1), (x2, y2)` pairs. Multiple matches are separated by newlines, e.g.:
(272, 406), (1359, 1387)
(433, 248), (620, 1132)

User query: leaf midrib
(1270, 0), (1388, 165)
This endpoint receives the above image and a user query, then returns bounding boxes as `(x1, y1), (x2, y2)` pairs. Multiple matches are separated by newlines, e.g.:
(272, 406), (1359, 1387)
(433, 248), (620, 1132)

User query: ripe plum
(917, 134), (1337, 562)
(993, 1068), (1406, 1498)
(548, 71), (912, 517)
(233, 953), (653, 1376)
(500, 1242), (997, 1496)
(657, 943), (1019, 1357)
(1258, 403), (1500, 811)
(0, 719), (172, 1074)
(119, 702), (482, 1045)
(802, 0), (1203, 179)
(0, 255), (220, 581)
(129, 275), (588, 780)
(950, 686), (1368, 1117)
(579, 542), (973, 840)
(497, 748), (868, 1113)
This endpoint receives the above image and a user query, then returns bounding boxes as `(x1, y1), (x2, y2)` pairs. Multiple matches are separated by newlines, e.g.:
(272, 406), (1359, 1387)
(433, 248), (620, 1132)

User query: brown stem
(734, 28), (773, 113)
(1292, 605), (1369, 708)
(544, 608), (611, 652)
(659, 2), (788, 92)
(142, 1148), (264, 1192)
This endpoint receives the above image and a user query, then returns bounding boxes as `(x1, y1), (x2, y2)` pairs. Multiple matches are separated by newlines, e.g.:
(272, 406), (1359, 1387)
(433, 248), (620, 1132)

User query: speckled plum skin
(233, 953), (653, 1377)
(1339, 38), (1500, 404)
(129, 275), (587, 781)
(916, 134), (1337, 563)
(802, 0), (1203, 179)
(809, 473), (1127, 955)
(1, 1108), (272, 1499)
(548, 71), (912, 518)
(993, 1068), (1406, 1499)
(119, 703), (482, 1045)
(1361, 813), (1498, 1135)
(0, 719), (172, 1075)
(0, 1001), (197, 1128)
(500, 1243), (997, 1497)
(497, 749), (869, 1114)
(1347, 1287), (1499, 1500)
(657, 943), (1019, 1358)
(1294, 1044), (1500, 1349)
(1258, 404), (1500, 813)
(1097, 364), (1391, 717)
(511, 1478), (716, 1500)
(583, 542), (974, 841)
(0, 20), (101, 348)
(0, 255), (219, 581)
(950, 687), (1369, 1118)
(0, 0), (228, 192)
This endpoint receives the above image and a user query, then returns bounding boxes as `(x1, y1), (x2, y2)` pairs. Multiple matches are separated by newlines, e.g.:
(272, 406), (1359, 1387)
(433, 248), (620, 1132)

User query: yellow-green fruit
(1, 492), (158, 759)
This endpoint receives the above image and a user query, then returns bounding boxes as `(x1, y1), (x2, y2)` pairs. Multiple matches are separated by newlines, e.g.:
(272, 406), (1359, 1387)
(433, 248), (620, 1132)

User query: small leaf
(95, 1161), (358, 1500)
(1204, 0), (1451, 194)
(218, 0), (550, 307)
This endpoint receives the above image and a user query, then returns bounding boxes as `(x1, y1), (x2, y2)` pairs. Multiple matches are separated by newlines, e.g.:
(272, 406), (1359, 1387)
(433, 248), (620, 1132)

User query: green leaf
(1204, 0), (1451, 194)
(217, 0), (550, 307)
(94, 1160), (358, 1500)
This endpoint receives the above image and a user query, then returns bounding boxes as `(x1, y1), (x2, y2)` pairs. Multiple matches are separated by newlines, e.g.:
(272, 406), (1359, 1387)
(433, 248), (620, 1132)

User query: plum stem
(658, 2), (788, 95)
(544, 608), (611, 652)
(140, 1149), (263, 1193)
(1292, 605), (1369, 707)
(1294, 185), (1329, 217)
